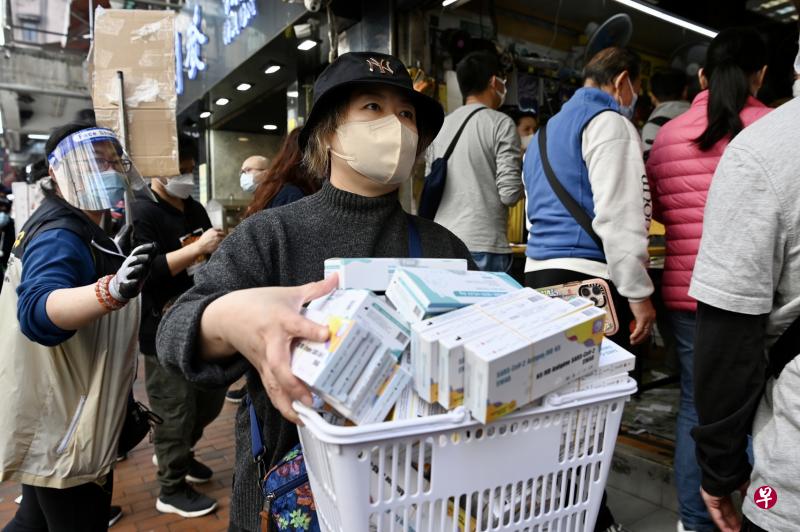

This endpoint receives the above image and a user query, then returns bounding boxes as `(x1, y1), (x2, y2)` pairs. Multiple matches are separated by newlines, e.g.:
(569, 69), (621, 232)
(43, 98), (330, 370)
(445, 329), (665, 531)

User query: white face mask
(163, 173), (194, 199)
(330, 114), (419, 185)
(520, 133), (534, 151)
(495, 77), (508, 108)
(618, 77), (638, 120)
(240, 171), (257, 192)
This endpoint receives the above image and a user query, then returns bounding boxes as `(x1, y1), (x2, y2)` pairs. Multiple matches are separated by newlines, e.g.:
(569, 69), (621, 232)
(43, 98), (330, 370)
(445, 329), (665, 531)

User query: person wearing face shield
(429, 50), (523, 273)
(129, 134), (226, 519)
(0, 122), (157, 531)
(155, 51), (474, 532)
(239, 155), (270, 193)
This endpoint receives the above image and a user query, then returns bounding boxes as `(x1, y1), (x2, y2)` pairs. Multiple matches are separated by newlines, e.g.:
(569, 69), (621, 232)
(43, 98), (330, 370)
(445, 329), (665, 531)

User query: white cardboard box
(436, 295), (594, 409)
(464, 306), (606, 423)
(324, 258), (467, 291)
(307, 289), (410, 359)
(386, 267), (522, 323)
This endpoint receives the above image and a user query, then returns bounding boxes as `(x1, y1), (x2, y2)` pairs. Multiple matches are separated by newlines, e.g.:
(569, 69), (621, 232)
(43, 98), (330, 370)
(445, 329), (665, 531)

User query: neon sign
(223, 0), (257, 46)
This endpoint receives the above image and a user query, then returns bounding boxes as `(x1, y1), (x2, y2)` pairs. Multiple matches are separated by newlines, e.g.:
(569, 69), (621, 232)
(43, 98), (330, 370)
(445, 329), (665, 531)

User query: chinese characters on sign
(184, 5), (209, 80)
(754, 485), (777, 510)
(223, 0), (258, 46)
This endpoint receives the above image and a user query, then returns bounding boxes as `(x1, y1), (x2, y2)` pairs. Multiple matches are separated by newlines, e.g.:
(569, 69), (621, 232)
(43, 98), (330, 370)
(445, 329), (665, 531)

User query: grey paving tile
(606, 486), (660, 527)
(628, 508), (679, 532)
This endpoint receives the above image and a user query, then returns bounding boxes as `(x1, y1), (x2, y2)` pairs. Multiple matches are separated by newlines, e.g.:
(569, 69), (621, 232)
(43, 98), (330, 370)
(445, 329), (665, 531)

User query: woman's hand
(199, 275), (338, 424)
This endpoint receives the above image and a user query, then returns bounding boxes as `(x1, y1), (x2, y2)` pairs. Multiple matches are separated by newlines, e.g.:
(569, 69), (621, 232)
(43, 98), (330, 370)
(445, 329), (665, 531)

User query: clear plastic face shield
(47, 128), (151, 212)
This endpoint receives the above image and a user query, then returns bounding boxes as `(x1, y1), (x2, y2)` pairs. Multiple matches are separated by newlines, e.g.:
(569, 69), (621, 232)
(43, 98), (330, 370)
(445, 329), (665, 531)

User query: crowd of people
(0, 23), (798, 532)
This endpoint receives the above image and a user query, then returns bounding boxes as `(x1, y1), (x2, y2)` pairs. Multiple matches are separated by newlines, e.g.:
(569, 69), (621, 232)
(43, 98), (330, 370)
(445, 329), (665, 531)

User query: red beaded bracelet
(95, 275), (126, 311)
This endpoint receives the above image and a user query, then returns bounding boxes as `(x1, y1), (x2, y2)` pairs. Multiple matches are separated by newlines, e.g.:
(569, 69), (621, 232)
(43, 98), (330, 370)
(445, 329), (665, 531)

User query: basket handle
(544, 377), (638, 407)
(292, 401), (472, 443)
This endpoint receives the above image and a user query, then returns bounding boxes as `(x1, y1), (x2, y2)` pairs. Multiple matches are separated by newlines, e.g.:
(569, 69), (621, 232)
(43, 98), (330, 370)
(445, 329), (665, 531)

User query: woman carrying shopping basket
(156, 52), (474, 532)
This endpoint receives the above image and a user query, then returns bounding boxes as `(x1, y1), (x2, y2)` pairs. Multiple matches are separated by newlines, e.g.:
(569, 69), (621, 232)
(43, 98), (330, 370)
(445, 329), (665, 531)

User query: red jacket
(646, 90), (770, 312)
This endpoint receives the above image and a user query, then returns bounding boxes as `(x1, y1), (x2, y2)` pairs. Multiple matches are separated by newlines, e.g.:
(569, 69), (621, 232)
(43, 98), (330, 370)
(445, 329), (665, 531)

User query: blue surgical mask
(240, 172), (257, 192)
(99, 170), (127, 209)
(0, 212), (10, 228)
(618, 78), (638, 120)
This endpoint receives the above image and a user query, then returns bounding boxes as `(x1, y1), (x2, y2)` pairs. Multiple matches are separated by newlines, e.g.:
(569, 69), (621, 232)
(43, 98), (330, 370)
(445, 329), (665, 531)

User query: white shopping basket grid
(296, 378), (636, 532)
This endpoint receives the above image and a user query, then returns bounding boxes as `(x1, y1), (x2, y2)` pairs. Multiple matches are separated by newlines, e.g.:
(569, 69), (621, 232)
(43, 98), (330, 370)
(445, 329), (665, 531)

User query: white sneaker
(677, 521), (696, 532)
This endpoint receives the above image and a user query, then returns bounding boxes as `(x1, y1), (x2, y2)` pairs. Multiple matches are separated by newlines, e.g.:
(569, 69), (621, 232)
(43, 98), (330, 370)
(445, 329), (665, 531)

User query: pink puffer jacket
(646, 90), (770, 312)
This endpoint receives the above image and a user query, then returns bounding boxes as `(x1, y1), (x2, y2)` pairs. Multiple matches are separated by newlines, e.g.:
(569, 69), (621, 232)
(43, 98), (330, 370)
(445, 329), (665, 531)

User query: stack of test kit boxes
(549, 337), (635, 395)
(385, 267), (522, 323)
(291, 289), (412, 425)
(408, 287), (608, 423)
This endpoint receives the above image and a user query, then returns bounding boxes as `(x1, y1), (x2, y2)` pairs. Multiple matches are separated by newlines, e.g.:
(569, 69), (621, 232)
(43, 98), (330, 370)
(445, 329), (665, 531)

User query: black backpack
(418, 107), (486, 220)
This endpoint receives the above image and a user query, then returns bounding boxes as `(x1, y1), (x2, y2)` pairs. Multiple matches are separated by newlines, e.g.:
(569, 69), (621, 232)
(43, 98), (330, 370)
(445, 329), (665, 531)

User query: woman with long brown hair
(243, 127), (318, 218)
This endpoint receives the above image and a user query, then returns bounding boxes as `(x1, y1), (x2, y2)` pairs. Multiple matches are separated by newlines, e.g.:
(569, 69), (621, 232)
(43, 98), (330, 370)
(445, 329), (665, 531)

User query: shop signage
(184, 5), (209, 80)
(222, 0), (258, 46)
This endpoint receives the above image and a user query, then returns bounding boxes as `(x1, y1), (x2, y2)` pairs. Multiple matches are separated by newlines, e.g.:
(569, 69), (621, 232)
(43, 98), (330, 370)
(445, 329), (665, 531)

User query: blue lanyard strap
(407, 214), (422, 259)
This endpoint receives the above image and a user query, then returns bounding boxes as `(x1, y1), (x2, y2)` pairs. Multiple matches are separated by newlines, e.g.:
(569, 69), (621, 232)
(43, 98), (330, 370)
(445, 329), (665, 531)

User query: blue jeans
(671, 311), (715, 532)
(471, 252), (512, 272)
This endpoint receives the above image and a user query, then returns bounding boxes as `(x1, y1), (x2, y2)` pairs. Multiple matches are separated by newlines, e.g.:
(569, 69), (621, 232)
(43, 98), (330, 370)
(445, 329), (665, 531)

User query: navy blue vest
(524, 87), (619, 262)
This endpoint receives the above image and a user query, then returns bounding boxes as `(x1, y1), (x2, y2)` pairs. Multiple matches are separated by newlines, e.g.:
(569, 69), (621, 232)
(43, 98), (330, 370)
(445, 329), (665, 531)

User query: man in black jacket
(132, 135), (226, 518)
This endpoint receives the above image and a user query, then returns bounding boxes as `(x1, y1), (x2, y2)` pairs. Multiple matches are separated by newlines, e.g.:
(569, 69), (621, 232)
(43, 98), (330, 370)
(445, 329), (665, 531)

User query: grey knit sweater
(156, 181), (473, 531)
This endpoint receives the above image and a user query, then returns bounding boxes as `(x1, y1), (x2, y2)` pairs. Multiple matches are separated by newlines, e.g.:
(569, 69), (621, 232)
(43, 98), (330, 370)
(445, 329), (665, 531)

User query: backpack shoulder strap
(538, 123), (605, 253)
(442, 107), (487, 161)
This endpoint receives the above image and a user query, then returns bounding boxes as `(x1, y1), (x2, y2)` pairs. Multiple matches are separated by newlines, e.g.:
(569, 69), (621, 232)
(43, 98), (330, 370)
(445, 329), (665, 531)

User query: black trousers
(741, 516), (769, 532)
(144, 355), (227, 495)
(2, 473), (113, 532)
(526, 269), (636, 531)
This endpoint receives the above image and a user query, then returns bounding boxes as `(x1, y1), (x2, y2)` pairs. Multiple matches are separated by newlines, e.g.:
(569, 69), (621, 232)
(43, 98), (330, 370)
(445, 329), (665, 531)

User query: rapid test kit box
(552, 338), (635, 394)
(434, 294), (595, 409)
(291, 289), (413, 424)
(386, 267), (523, 323)
(409, 289), (539, 403)
(324, 258), (468, 291)
(464, 305), (607, 423)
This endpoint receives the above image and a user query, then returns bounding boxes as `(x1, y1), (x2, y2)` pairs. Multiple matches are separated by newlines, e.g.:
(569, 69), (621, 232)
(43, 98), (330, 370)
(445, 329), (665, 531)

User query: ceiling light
(442, 0), (460, 5)
(612, 0), (718, 38)
(263, 124), (278, 131)
(28, 133), (50, 140)
(215, 97), (230, 106)
(264, 64), (282, 75)
(287, 90), (299, 98)
(236, 83), (252, 91)
(238, 137), (250, 142)
(199, 111), (212, 119)
(297, 39), (319, 51)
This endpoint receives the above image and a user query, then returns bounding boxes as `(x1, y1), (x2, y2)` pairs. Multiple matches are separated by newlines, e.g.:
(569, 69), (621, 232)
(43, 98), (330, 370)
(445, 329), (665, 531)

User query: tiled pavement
(0, 359), (242, 532)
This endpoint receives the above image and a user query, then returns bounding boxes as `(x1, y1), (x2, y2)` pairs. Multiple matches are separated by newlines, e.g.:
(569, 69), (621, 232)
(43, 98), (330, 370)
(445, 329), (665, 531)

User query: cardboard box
(324, 258), (468, 291)
(436, 295), (592, 409)
(307, 289), (410, 359)
(90, 8), (178, 177)
(410, 289), (538, 403)
(464, 306), (606, 423)
(386, 267), (522, 323)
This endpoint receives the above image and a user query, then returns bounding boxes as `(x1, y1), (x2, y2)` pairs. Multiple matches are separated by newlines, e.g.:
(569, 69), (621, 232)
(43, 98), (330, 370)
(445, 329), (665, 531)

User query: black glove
(109, 243), (158, 302)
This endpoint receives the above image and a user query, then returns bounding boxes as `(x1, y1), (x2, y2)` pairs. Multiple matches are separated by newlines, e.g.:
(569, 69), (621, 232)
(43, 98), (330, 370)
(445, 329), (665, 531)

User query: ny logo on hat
(366, 57), (394, 75)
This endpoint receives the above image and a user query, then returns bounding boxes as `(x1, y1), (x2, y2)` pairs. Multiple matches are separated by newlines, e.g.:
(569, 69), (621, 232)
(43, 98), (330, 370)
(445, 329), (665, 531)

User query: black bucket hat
(298, 52), (445, 151)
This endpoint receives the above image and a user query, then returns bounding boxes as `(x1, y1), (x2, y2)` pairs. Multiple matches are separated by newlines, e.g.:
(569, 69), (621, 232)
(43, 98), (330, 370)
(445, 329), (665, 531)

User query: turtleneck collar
(313, 179), (399, 214)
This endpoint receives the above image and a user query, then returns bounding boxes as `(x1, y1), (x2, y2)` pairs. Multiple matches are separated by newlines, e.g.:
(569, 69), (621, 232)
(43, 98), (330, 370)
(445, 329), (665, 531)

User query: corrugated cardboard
(90, 8), (178, 177)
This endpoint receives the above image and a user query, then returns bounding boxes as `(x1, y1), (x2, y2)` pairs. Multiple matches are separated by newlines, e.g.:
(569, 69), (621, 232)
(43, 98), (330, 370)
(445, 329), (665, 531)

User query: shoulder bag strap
(406, 215), (422, 258)
(442, 107), (487, 161)
(538, 124), (605, 253)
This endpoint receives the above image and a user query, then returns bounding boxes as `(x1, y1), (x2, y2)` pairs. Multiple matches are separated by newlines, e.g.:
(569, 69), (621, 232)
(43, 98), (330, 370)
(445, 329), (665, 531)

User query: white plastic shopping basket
(295, 377), (637, 532)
